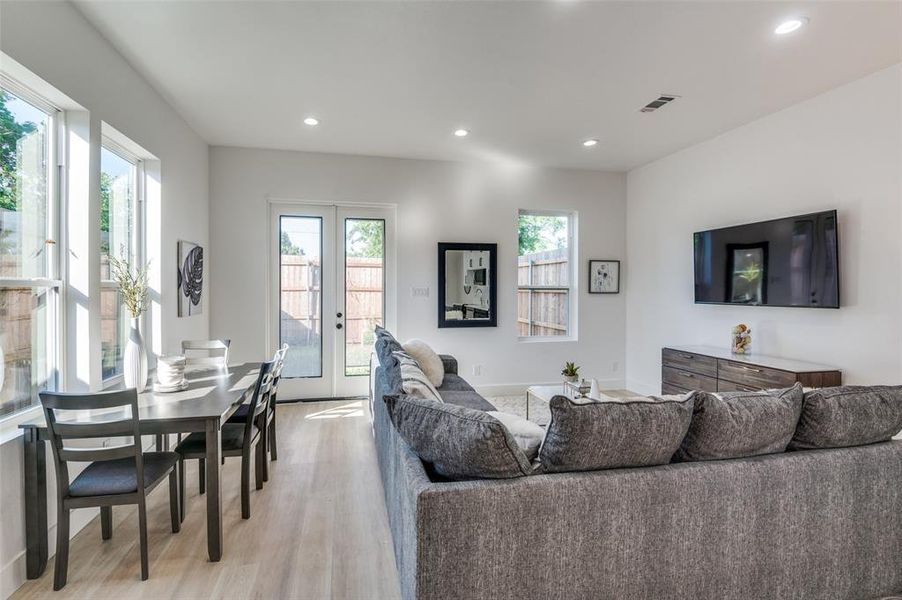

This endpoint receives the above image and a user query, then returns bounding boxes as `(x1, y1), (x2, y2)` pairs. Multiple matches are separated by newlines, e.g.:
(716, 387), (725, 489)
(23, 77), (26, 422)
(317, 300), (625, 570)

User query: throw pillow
(384, 394), (534, 479)
(486, 411), (545, 461)
(789, 385), (902, 450)
(374, 326), (404, 369)
(675, 383), (803, 462)
(402, 339), (444, 387)
(538, 393), (695, 473)
(393, 351), (442, 403)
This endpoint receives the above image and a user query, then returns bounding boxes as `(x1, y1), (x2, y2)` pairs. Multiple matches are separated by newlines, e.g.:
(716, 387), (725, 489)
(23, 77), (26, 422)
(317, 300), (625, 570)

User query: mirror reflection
(443, 250), (491, 321)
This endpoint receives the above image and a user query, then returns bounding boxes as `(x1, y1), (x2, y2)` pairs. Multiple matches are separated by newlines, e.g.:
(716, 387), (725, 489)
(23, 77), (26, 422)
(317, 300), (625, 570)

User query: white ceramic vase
(124, 317), (148, 392)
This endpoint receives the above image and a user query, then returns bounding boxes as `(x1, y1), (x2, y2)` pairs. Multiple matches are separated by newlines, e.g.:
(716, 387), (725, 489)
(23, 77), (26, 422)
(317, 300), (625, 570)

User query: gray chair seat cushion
(539, 394), (696, 473)
(176, 423), (252, 455)
(437, 390), (496, 412)
(675, 384), (804, 461)
(790, 385), (902, 450)
(437, 374), (476, 393)
(384, 394), (533, 479)
(68, 451), (179, 497)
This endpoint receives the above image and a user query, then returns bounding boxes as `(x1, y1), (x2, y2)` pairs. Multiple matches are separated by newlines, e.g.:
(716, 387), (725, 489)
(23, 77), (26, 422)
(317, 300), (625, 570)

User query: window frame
(99, 137), (143, 387)
(0, 75), (64, 423)
(517, 209), (577, 342)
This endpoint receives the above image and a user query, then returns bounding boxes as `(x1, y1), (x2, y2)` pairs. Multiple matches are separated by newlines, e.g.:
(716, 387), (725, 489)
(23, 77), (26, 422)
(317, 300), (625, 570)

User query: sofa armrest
(439, 354), (458, 375)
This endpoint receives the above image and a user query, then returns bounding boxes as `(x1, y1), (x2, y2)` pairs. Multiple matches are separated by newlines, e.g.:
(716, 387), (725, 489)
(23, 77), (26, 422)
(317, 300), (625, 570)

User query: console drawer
(662, 348), (717, 378)
(661, 383), (690, 396)
(662, 366), (717, 392)
(717, 379), (762, 393)
(717, 359), (797, 389)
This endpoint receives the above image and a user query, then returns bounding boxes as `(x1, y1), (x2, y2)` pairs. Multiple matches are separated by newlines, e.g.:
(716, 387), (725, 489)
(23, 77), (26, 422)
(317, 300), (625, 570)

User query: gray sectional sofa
(371, 340), (902, 600)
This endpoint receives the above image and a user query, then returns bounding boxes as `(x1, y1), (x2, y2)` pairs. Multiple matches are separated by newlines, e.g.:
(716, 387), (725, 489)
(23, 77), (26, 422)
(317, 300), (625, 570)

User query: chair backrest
(240, 359), (276, 439)
(39, 389), (143, 499)
(182, 339), (230, 369)
(270, 344), (289, 402)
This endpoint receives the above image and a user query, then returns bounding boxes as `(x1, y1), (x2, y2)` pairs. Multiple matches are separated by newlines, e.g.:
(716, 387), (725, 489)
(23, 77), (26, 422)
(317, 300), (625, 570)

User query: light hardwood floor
(12, 400), (402, 600)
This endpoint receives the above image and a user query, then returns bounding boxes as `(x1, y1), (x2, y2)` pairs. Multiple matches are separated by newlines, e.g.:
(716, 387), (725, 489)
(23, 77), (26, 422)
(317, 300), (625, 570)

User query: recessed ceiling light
(774, 17), (808, 35)
(454, 128), (469, 137)
(582, 139), (598, 147)
(303, 117), (319, 126)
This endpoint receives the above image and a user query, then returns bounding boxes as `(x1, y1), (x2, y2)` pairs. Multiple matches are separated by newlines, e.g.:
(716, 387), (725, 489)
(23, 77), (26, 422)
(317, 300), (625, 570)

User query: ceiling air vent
(640, 94), (680, 113)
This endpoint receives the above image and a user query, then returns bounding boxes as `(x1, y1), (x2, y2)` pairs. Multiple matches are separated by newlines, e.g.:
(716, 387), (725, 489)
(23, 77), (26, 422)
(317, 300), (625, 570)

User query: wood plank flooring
(12, 400), (401, 600)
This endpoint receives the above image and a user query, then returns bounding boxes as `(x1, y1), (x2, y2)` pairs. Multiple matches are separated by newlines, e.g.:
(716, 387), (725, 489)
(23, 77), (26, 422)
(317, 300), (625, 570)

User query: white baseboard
(626, 379), (660, 397)
(476, 378), (626, 397)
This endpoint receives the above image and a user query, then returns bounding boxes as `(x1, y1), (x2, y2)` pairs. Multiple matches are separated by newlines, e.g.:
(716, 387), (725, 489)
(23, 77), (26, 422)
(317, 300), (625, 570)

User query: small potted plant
(561, 361), (580, 383)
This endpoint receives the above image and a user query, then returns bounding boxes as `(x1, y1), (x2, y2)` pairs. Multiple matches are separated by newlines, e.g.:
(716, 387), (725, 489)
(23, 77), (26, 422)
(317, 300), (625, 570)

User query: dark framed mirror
(438, 242), (497, 328)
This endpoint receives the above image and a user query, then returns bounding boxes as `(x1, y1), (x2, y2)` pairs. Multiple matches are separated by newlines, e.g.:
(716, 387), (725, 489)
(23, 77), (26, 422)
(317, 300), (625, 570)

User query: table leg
(205, 418), (223, 562)
(23, 430), (48, 578)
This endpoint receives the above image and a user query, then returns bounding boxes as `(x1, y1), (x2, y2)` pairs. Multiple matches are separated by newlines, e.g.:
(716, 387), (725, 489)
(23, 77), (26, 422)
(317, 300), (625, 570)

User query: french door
(269, 202), (395, 400)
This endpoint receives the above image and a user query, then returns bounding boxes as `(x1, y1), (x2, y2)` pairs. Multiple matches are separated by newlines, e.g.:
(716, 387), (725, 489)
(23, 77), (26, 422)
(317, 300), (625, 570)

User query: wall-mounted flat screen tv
(693, 210), (839, 308)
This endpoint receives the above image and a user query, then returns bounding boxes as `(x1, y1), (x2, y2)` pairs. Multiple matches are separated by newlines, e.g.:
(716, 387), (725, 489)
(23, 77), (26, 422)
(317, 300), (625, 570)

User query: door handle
(336, 323), (343, 329)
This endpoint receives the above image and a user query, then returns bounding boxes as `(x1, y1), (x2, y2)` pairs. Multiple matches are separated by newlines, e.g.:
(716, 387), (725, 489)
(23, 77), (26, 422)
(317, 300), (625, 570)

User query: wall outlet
(411, 286), (430, 298)
(472, 364), (482, 376)
(612, 361), (620, 373)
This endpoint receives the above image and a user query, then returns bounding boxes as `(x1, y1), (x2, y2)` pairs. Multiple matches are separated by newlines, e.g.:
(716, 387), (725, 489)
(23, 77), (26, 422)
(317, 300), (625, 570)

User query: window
(0, 80), (60, 418)
(517, 210), (574, 338)
(100, 142), (138, 381)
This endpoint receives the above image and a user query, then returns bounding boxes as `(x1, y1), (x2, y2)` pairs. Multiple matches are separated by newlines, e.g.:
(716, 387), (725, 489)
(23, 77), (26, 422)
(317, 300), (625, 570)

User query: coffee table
(525, 383), (609, 421)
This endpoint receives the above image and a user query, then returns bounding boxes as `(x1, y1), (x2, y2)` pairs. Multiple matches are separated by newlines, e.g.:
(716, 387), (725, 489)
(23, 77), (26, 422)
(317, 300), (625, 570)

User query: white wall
(625, 64), (902, 395)
(0, 2), (209, 597)
(210, 147), (626, 393)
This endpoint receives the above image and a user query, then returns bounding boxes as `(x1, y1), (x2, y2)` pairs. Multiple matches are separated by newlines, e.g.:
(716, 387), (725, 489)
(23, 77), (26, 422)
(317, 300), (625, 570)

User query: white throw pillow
(393, 351), (443, 403)
(402, 339), (444, 387)
(487, 410), (546, 461)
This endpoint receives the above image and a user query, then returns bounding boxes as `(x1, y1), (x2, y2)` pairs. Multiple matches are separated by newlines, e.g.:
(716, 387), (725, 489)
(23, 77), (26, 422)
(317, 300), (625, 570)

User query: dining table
(18, 361), (262, 580)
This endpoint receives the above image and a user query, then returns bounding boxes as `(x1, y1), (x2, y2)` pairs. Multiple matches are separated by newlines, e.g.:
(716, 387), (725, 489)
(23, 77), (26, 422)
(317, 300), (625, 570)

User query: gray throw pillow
(675, 384), (803, 462)
(538, 393), (695, 473)
(789, 385), (902, 450)
(374, 326), (403, 368)
(384, 394), (534, 480)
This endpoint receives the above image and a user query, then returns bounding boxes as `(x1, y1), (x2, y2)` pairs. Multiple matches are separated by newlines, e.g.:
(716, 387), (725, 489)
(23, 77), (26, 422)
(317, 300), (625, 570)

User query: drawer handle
(681, 371), (695, 378)
(740, 366), (763, 373)
(681, 354), (695, 359)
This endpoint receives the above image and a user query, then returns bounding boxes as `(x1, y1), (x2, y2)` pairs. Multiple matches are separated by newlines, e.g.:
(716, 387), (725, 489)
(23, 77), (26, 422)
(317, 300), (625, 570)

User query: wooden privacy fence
(518, 248), (569, 337)
(280, 255), (384, 345)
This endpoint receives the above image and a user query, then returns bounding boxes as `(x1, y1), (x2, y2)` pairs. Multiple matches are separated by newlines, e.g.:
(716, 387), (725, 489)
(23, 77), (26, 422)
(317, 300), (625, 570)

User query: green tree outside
(518, 215), (566, 255)
(0, 90), (37, 212)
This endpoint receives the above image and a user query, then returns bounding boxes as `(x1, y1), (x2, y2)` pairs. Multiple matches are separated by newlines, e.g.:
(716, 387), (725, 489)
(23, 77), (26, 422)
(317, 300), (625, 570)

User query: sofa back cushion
(675, 384), (803, 462)
(374, 326), (404, 369)
(538, 394), (695, 473)
(384, 394), (534, 479)
(789, 385), (902, 450)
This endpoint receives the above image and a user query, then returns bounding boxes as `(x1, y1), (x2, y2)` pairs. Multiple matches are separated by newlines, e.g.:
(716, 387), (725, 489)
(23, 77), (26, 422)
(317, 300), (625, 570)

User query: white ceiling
(74, 1), (902, 171)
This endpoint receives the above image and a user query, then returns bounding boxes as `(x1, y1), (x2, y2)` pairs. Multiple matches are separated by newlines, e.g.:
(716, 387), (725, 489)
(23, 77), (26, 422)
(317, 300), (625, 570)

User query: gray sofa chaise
(371, 346), (902, 600)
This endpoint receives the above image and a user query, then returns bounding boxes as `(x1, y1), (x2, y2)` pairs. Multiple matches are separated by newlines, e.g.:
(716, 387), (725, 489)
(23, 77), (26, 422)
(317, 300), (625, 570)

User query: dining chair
(176, 359), (275, 520)
(39, 389), (180, 590)
(227, 344), (287, 478)
(181, 339), (231, 370)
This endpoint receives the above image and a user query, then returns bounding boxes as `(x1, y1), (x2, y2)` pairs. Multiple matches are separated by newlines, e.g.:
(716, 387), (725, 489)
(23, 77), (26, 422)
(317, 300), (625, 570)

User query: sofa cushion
(437, 373), (476, 393)
(393, 351), (442, 403)
(374, 326), (403, 369)
(384, 394), (533, 479)
(437, 390), (496, 412)
(487, 411), (545, 461)
(538, 393), (695, 473)
(789, 385), (902, 450)
(675, 384), (803, 462)
(402, 339), (444, 387)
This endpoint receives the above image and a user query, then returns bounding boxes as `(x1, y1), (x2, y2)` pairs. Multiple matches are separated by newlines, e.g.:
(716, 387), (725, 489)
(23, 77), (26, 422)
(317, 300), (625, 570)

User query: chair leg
(241, 452), (251, 519)
(138, 499), (149, 581)
(169, 469), (180, 533)
(101, 506), (112, 540)
(178, 457), (186, 523)
(255, 441), (264, 491)
(270, 409), (278, 461)
(53, 505), (70, 591)
(260, 419), (269, 483)
(198, 458), (206, 495)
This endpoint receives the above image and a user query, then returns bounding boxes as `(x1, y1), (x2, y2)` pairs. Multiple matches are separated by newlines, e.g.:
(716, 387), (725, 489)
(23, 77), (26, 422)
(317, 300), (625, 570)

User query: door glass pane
(344, 218), (384, 376)
(280, 216), (322, 378)
(0, 287), (53, 417)
(0, 89), (51, 279)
